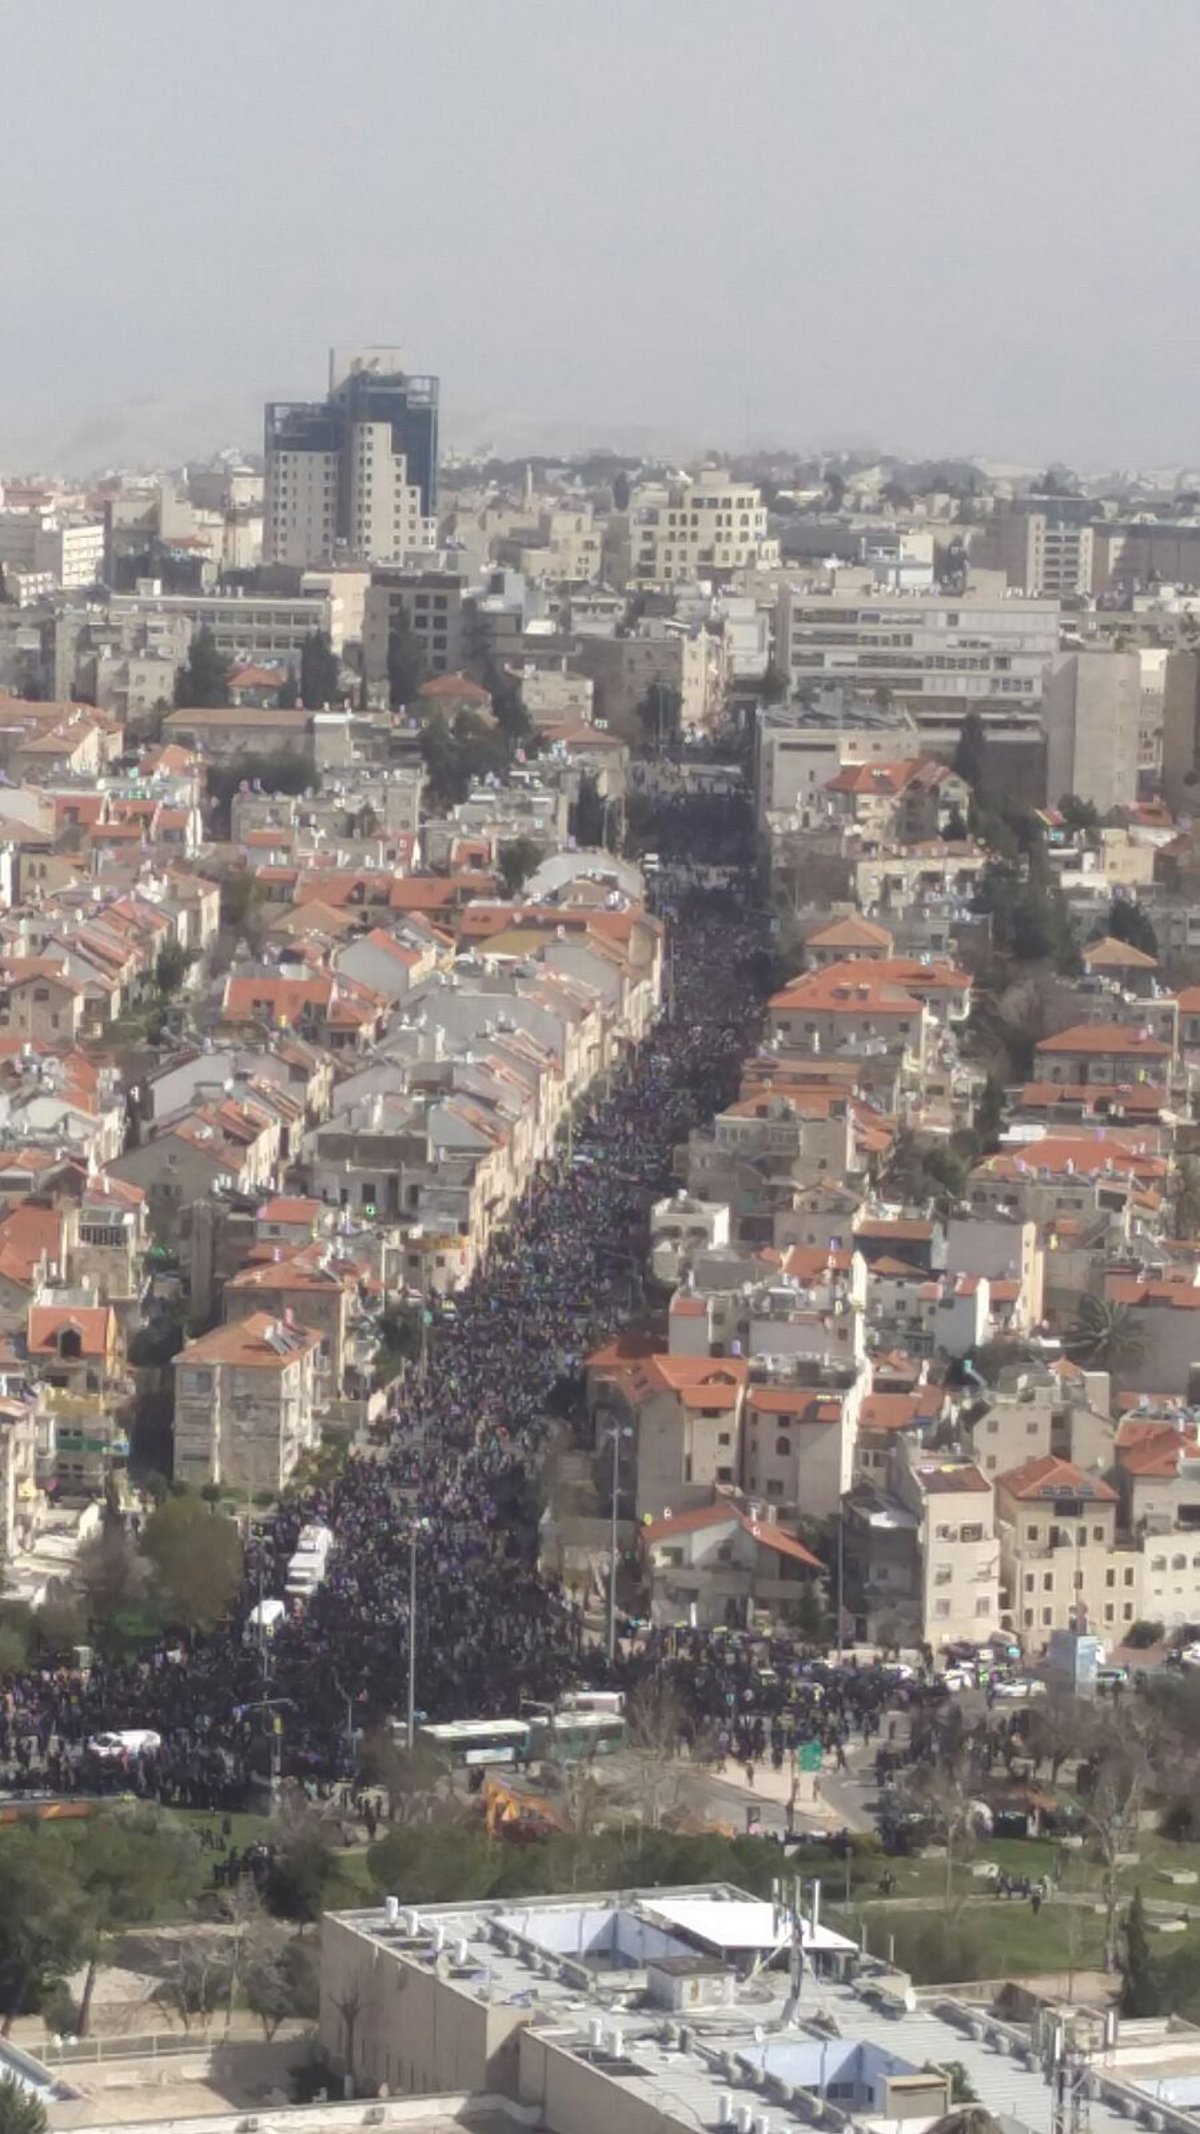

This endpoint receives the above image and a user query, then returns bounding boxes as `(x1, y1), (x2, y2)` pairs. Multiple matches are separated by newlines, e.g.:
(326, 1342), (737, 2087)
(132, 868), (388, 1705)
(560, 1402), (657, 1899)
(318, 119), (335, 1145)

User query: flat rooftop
(330, 1886), (1193, 2134)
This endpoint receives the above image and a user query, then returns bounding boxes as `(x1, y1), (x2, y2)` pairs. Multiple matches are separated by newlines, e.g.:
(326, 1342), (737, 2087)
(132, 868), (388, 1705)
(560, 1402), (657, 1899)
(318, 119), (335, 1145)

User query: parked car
(87, 1729), (162, 1760)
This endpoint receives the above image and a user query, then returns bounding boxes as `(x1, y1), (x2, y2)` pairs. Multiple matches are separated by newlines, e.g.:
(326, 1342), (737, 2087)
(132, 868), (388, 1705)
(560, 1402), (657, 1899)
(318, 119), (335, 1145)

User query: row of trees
(0, 1801), (327, 2051)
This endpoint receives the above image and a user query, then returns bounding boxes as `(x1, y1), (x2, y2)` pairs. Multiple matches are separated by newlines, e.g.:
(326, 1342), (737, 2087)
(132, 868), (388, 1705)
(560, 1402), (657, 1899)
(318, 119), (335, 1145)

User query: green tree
(299, 630), (340, 711)
(275, 665), (299, 710)
(418, 711), (466, 807)
(1119, 1888), (1160, 2016)
(387, 612), (425, 710)
(1058, 793), (1101, 834)
(973, 860), (1078, 970)
(572, 773), (609, 849)
(72, 1808), (203, 2033)
(0, 1831), (87, 2031)
(155, 939), (190, 996)
(1104, 896), (1158, 960)
(174, 626), (230, 709)
(0, 2076), (48, 2134)
(636, 682), (682, 755)
(206, 749), (319, 831)
(76, 1520), (150, 1635)
(973, 1073), (1007, 1152)
(243, 1934), (318, 2038)
(1067, 1295), (1148, 1378)
(263, 1828), (347, 1926)
(611, 470), (631, 511)
(498, 837), (542, 895)
(367, 1823), (505, 1905)
(953, 710), (988, 795)
(140, 1496), (243, 1632)
(485, 666), (536, 751)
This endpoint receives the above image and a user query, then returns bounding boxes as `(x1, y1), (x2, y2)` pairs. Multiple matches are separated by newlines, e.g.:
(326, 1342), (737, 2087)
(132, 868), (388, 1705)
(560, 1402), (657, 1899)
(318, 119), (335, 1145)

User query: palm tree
(1066, 1295), (1147, 1377)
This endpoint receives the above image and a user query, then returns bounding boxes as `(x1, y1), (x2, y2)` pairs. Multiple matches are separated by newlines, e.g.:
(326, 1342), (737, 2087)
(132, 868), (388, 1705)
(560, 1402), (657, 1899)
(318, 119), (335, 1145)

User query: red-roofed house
(805, 914), (895, 967)
(587, 1349), (747, 1520)
(27, 1303), (122, 1397)
(639, 1495), (821, 1628)
(1033, 1024), (1172, 1087)
(995, 1455), (1130, 1647)
(742, 1381), (855, 1518)
(173, 1310), (323, 1492)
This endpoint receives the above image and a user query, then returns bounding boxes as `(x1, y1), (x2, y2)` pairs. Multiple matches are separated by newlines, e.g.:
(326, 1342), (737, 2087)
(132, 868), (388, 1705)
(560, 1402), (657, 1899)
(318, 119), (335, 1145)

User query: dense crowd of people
(0, 803), (786, 1806)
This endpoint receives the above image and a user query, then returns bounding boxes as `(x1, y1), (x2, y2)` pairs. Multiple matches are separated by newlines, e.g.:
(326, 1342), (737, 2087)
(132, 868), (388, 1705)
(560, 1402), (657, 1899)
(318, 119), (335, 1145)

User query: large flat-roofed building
(319, 1885), (1198, 2134)
(323, 1882), (1151, 2133)
(109, 586), (344, 659)
(775, 581), (1059, 735)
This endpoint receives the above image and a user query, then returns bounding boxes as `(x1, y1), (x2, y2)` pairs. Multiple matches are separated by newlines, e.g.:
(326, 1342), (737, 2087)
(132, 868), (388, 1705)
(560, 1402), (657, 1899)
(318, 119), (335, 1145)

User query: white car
(1179, 1643), (1200, 1668)
(943, 1666), (977, 1692)
(991, 1678), (1046, 1702)
(88, 1729), (162, 1760)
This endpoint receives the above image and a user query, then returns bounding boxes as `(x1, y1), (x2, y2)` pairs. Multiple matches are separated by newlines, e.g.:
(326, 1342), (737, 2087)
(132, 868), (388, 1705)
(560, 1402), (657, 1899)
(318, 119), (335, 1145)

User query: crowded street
(0, 794), (803, 1807)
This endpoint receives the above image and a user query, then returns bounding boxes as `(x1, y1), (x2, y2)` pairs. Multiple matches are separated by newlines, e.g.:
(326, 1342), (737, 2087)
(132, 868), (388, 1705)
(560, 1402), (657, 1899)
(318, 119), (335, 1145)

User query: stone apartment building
(995, 1454), (1131, 1646)
(172, 1310), (323, 1494)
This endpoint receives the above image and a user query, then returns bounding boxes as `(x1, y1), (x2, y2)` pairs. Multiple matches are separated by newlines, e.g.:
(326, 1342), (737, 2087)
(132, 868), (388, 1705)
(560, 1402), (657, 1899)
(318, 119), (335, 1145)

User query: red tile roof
(997, 1454), (1118, 1502)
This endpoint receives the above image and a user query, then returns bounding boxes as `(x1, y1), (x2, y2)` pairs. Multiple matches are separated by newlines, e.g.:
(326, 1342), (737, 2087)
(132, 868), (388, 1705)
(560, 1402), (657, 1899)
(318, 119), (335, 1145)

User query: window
(1106, 1569), (1115, 1588)
(1124, 1567), (1135, 1586)
(975, 1597), (991, 1616)
(934, 1599), (951, 1619)
(775, 1436), (790, 1458)
(1042, 1607), (1053, 1625)
(1024, 1573), (1035, 1593)
(1092, 1526), (1105, 1543)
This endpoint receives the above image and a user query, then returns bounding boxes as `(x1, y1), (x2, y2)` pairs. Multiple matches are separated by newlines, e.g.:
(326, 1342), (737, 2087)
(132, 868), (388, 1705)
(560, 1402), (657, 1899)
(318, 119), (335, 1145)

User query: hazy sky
(4, 0), (1199, 474)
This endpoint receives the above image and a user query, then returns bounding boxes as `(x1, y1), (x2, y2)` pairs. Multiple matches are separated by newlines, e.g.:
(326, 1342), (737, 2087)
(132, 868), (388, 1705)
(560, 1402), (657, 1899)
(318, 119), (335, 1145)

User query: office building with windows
(265, 348), (439, 569)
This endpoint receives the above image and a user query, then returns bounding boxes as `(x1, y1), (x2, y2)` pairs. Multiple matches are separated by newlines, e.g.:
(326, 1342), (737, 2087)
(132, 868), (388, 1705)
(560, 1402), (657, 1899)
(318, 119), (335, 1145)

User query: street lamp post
(601, 1422), (633, 1665)
(407, 1524), (419, 1751)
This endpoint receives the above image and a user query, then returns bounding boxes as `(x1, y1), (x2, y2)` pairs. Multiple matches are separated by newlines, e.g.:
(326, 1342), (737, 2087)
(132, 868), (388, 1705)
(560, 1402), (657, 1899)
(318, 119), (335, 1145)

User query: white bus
(414, 1718), (529, 1769)
(529, 1709), (626, 1762)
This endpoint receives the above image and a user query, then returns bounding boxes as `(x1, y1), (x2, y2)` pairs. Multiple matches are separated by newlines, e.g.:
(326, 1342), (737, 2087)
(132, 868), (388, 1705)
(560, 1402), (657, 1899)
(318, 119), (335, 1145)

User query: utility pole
(608, 1429), (620, 1666)
(835, 1509), (845, 1665)
(407, 1525), (419, 1751)
(774, 1872), (811, 2026)
(604, 1422), (632, 1665)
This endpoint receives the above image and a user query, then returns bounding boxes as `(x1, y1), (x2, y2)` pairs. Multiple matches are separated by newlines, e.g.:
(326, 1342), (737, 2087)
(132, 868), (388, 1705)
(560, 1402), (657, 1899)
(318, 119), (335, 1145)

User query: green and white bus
(528, 1709), (626, 1762)
(414, 1718), (529, 1768)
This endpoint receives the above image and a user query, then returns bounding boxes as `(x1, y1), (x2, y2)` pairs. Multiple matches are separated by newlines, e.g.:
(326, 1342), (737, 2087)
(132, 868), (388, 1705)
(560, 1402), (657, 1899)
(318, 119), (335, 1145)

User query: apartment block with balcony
(628, 471), (778, 583)
(995, 1455), (1130, 1647)
(895, 1453), (1001, 1648)
(172, 1311), (323, 1494)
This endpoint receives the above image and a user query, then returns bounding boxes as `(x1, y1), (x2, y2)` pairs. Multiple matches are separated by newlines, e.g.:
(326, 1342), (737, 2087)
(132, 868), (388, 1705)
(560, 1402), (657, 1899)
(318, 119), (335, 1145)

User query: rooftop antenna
(774, 1874), (810, 2026)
